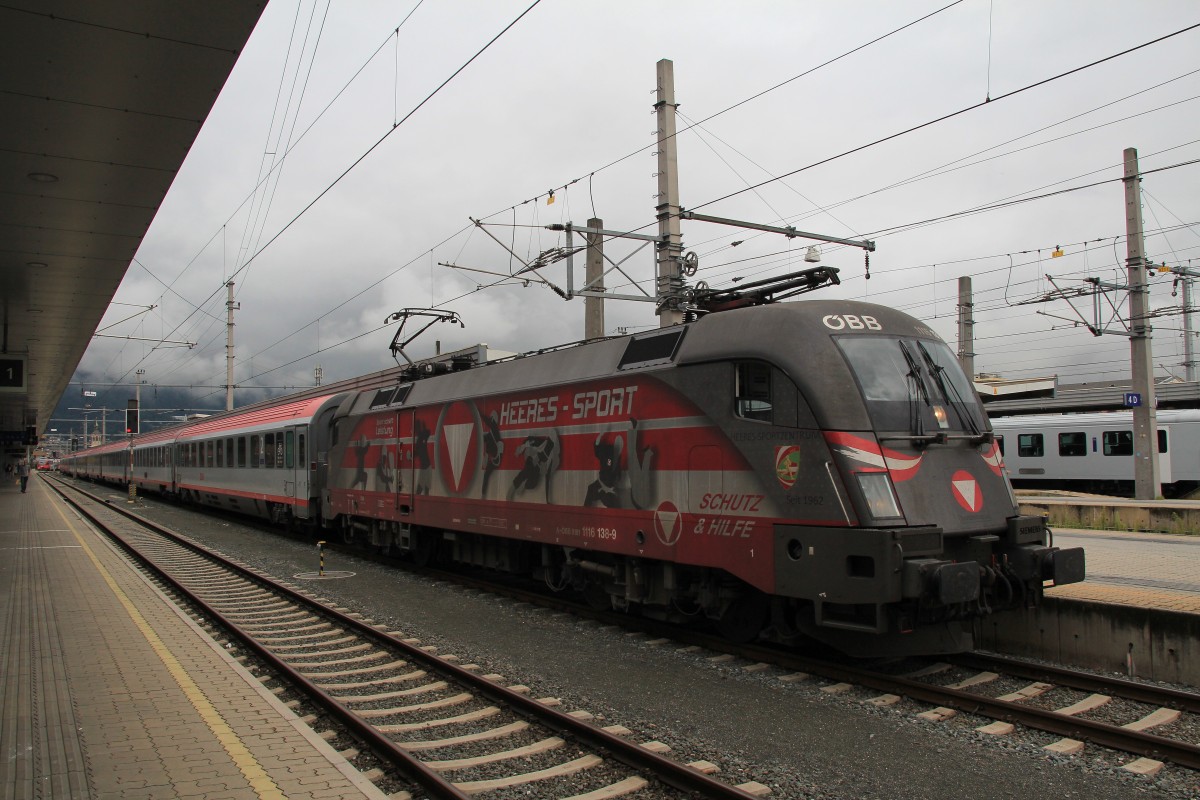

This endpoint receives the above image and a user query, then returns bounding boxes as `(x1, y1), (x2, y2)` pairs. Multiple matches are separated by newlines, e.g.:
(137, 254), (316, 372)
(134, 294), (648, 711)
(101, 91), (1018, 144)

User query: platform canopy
(0, 2), (265, 453)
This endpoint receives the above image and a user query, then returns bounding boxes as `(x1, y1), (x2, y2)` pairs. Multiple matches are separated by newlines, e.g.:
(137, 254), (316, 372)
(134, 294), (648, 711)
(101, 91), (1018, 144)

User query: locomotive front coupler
(901, 558), (981, 606)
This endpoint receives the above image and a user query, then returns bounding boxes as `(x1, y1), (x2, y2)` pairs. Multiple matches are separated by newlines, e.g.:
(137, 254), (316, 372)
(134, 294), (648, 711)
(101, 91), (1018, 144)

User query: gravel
(118, 491), (1199, 800)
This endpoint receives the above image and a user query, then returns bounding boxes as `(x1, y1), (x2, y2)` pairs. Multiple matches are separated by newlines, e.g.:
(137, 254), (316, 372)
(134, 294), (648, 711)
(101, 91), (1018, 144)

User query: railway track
(561, 605), (1200, 775)
(55, 475), (1200, 784)
(49, 477), (771, 800)
(343, 542), (1200, 777)
(578, 612), (1200, 776)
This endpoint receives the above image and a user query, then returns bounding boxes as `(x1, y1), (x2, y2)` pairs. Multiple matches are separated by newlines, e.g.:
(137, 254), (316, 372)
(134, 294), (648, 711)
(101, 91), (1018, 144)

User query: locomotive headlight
(856, 472), (903, 520)
(932, 404), (949, 429)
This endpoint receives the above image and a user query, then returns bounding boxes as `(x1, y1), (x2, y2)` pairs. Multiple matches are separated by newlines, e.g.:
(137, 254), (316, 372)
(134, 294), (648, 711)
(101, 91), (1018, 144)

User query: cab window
(735, 362), (772, 422)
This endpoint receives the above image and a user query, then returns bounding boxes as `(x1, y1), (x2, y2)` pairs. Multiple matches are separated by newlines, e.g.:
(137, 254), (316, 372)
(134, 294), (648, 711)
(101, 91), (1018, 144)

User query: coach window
(1058, 432), (1086, 457)
(265, 433), (276, 468)
(225, 438), (233, 467)
(1103, 430), (1133, 456)
(275, 433), (285, 467)
(285, 430), (295, 469)
(237, 437), (246, 468)
(251, 435), (262, 467)
(298, 433), (307, 468)
(735, 362), (773, 422)
(1158, 430), (1168, 453)
(216, 439), (224, 467)
(1017, 433), (1043, 458)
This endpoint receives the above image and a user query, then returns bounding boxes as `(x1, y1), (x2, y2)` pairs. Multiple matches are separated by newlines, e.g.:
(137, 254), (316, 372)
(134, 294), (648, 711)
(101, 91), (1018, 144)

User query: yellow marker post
(317, 541), (326, 577)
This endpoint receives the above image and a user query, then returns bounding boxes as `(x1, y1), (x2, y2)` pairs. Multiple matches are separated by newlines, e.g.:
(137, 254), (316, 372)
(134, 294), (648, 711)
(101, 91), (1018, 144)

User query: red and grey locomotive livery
(320, 299), (1084, 656)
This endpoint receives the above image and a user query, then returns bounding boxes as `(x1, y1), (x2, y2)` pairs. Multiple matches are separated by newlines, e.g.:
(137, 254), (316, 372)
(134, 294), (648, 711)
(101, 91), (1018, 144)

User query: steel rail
(807, 659), (1200, 770)
(952, 652), (1200, 715)
(370, 554), (1200, 771)
(51, 478), (765, 800)
(49, 479), (473, 800)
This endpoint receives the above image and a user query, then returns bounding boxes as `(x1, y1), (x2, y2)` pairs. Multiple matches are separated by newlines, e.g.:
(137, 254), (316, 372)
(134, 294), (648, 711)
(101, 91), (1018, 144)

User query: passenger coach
(992, 409), (1200, 497)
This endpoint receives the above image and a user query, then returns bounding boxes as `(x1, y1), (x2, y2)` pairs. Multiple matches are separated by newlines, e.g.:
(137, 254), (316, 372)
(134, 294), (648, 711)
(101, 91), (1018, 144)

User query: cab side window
(735, 362), (773, 422)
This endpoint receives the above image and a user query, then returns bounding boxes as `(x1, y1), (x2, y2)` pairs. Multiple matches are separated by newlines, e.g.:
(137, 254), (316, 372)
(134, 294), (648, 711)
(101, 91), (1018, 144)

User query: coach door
(284, 425), (311, 518)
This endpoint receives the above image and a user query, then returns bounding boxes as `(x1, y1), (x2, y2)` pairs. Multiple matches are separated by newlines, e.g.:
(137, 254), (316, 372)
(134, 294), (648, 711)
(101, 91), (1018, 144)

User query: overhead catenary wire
(88, 7), (1200, 409)
(686, 21), (1200, 217)
(95, 0), (543, 402)
(475, 0), (969, 221)
(474, 30), (1200, 304)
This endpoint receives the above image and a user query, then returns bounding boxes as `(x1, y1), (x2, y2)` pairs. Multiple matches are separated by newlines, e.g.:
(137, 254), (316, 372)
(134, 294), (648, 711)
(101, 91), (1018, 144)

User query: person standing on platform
(17, 457), (30, 493)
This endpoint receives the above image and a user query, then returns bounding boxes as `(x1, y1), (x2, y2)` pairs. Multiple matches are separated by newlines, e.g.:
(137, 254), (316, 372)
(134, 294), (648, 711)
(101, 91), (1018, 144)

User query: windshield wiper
(916, 342), (983, 438)
(897, 340), (929, 437)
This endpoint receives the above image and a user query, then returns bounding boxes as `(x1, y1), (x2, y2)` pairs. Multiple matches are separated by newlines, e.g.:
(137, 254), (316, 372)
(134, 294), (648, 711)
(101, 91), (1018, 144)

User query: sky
(70, 0), (1200, 421)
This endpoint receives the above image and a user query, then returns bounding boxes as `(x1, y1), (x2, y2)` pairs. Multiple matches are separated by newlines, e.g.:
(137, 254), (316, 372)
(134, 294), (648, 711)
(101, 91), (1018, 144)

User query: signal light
(125, 400), (139, 435)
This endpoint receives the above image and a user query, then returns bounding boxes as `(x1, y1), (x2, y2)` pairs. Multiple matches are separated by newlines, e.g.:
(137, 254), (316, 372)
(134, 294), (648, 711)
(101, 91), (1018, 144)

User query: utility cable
(97, 1), (542, 398)
(476, 1), (967, 220)
(687, 21), (1200, 215)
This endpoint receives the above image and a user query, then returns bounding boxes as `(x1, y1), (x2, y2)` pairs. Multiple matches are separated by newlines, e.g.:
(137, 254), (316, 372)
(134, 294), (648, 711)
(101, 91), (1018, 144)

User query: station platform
(0, 474), (386, 800)
(983, 524), (1200, 686)
(1049, 527), (1200, 613)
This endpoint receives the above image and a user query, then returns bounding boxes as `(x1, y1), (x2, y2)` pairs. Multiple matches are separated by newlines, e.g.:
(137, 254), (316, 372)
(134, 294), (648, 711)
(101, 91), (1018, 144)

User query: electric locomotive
(321, 298), (1085, 656)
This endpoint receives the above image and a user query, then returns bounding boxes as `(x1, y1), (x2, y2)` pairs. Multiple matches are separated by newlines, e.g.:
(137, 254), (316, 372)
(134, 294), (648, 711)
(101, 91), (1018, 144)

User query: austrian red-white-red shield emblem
(653, 501), (682, 546)
(436, 401), (480, 494)
(951, 470), (983, 512)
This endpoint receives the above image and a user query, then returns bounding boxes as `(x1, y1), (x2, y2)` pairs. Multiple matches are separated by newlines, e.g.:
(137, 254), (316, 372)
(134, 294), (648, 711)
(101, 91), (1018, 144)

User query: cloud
(70, 0), (1200, 425)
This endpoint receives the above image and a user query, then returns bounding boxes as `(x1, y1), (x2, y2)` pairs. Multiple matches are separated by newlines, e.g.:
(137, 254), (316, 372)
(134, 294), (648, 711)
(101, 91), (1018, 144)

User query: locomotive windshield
(836, 336), (986, 436)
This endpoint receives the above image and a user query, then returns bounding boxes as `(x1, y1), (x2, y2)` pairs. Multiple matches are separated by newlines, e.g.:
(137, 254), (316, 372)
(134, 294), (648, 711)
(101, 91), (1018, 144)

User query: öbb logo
(821, 314), (882, 331)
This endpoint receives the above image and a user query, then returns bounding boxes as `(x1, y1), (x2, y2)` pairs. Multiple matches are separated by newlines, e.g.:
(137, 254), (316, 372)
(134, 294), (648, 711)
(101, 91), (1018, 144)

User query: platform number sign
(0, 357), (25, 391)
(1124, 392), (1142, 407)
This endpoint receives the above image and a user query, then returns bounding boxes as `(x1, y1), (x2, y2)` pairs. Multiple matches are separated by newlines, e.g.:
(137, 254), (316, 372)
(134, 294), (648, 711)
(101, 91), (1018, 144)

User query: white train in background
(990, 409), (1200, 497)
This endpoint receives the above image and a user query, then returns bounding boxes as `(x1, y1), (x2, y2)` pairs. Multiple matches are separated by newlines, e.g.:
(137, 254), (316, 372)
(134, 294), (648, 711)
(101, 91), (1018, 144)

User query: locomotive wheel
(715, 591), (770, 643)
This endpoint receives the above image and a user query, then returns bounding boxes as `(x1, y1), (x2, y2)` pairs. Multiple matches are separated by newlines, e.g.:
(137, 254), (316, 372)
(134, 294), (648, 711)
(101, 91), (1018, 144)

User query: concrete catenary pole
(225, 280), (239, 411)
(1183, 276), (1197, 383)
(956, 276), (975, 379)
(585, 217), (605, 340)
(654, 59), (684, 327)
(1122, 147), (1161, 499)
